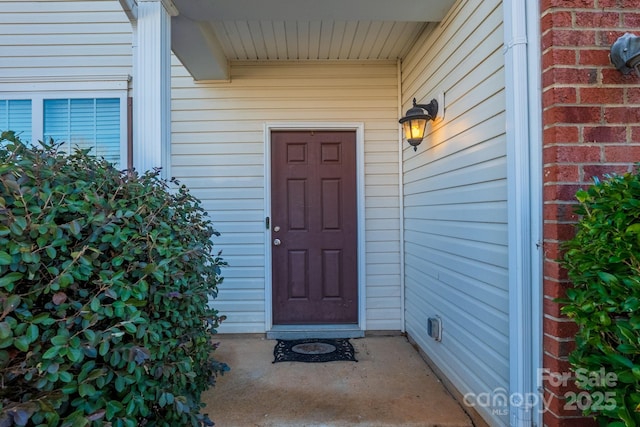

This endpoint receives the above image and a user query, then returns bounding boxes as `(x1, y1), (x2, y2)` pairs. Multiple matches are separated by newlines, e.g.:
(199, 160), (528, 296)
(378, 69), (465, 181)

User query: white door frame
(263, 122), (367, 333)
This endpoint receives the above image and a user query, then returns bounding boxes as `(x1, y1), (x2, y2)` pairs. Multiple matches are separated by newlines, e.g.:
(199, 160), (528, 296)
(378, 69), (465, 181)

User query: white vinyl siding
(0, 1), (132, 79)
(0, 99), (32, 142)
(401, 1), (508, 426)
(171, 60), (402, 333)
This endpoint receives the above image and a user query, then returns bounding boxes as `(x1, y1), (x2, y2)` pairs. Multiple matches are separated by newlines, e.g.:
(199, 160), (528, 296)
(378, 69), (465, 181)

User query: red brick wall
(541, 0), (640, 426)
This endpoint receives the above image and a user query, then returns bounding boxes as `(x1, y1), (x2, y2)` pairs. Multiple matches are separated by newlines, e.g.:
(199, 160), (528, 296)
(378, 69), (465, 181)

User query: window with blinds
(44, 98), (120, 165)
(0, 99), (32, 143)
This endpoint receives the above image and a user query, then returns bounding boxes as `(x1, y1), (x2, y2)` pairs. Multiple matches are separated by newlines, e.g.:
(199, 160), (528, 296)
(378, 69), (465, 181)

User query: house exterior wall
(541, 1), (640, 427)
(11, 1), (640, 425)
(400, 0), (508, 425)
(170, 60), (403, 333)
(0, 1), (404, 334)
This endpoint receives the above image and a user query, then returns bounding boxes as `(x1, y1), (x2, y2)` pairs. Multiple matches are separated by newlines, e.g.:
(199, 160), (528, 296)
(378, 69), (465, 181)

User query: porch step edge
(267, 325), (364, 340)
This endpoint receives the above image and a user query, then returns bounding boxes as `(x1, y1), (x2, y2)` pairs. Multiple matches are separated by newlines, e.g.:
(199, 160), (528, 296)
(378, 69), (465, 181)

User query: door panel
(271, 130), (357, 324)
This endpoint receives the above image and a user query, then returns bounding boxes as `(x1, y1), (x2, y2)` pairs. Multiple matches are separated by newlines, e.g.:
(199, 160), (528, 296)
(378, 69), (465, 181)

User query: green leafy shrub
(561, 171), (640, 426)
(0, 132), (228, 427)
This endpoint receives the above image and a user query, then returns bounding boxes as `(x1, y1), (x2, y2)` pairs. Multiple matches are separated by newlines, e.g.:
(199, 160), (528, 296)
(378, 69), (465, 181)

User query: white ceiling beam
(172, 16), (230, 81)
(172, 0), (456, 22)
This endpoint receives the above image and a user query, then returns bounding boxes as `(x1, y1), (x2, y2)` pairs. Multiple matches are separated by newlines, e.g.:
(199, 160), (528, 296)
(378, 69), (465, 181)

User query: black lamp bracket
(611, 32), (640, 77)
(412, 98), (439, 119)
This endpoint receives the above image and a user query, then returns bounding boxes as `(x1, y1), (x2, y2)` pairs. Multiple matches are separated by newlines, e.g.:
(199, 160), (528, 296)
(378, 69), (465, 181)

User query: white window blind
(44, 98), (120, 165)
(0, 99), (32, 143)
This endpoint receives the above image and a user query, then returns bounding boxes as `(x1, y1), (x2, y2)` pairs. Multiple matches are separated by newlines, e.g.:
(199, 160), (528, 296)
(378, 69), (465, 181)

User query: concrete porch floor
(201, 335), (473, 427)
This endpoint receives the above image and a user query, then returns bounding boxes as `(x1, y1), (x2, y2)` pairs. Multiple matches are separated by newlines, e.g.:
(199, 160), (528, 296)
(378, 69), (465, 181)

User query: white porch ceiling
(168, 0), (457, 80)
(208, 20), (426, 62)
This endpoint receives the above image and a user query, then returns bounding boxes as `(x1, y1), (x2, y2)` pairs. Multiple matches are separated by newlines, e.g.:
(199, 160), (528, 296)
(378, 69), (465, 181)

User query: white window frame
(0, 82), (128, 169)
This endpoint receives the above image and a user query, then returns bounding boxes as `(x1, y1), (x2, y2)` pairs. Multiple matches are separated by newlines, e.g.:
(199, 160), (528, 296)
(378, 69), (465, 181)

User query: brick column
(541, 1), (640, 426)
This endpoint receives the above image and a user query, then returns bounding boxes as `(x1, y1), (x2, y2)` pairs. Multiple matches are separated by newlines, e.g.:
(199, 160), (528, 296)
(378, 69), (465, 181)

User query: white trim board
(0, 76), (130, 93)
(263, 122), (367, 335)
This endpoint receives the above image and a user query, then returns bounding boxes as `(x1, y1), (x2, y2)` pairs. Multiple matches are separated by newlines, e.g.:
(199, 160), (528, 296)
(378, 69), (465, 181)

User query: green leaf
(626, 223), (640, 234)
(68, 220), (82, 236)
(14, 335), (30, 352)
(67, 347), (83, 363)
(122, 322), (137, 334)
(25, 324), (38, 343)
(98, 340), (110, 356)
(61, 383), (77, 395)
(575, 189), (590, 203)
(115, 375), (125, 393)
(58, 371), (73, 383)
(0, 272), (24, 290)
(617, 406), (635, 426)
(158, 393), (167, 407)
(83, 329), (96, 342)
(45, 246), (57, 259)
(60, 410), (89, 427)
(597, 271), (618, 284)
(3, 295), (20, 314)
(33, 314), (55, 326)
(0, 322), (12, 339)
(59, 273), (74, 287)
(617, 343), (638, 354)
(617, 370), (637, 383)
(42, 346), (60, 359)
(14, 217), (27, 232)
(599, 311), (612, 326)
(78, 382), (96, 397)
(609, 353), (635, 369)
(126, 398), (136, 416)
(106, 400), (123, 419)
(0, 251), (12, 265)
(51, 335), (68, 346)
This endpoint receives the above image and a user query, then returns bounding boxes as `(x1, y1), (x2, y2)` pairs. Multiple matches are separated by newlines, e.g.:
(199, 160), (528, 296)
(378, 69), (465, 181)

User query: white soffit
(169, 0), (457, 80)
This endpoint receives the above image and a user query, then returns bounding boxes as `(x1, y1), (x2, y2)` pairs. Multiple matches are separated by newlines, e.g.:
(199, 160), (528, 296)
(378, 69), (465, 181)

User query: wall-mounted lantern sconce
(399, 97), (439, 151)
(611, 32), (640, 77)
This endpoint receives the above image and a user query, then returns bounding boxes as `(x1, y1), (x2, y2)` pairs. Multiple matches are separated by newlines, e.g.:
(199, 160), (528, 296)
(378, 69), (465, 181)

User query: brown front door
(271, 130), (358, 324)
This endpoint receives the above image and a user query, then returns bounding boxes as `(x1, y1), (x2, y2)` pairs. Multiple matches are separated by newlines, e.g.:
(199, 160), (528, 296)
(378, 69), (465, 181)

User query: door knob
(273, 238), (281, 246)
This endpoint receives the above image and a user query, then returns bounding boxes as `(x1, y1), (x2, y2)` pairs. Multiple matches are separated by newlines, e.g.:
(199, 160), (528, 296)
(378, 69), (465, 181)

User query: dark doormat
(272, 338), (358, 363)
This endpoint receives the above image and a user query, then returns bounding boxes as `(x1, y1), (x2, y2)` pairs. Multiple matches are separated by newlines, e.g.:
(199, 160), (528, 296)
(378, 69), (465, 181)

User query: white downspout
(505, 0), (543, 425)
(526, 0), (544, 425)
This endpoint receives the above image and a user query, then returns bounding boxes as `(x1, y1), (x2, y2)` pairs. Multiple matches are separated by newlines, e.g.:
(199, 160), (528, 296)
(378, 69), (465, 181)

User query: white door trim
(264, 122), (366, 333)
